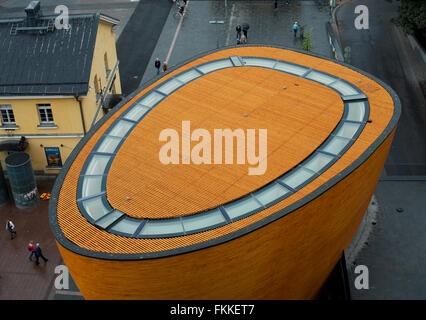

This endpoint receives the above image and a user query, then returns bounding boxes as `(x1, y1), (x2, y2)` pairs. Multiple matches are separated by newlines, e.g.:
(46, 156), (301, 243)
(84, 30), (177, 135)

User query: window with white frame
(0, 104), (16, 125)
(37, 104), (54, 124)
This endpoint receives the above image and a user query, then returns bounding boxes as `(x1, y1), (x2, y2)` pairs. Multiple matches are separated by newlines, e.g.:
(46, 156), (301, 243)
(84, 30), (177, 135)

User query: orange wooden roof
(107, 67), (343, 219)
(55, 46), (396, 255)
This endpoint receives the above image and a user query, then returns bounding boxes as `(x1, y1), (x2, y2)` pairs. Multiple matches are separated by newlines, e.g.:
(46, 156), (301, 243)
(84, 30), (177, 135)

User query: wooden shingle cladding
(51, 46), (398, 257)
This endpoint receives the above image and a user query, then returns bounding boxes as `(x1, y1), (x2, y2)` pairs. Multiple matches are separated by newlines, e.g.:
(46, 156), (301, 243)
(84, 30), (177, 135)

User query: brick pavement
(0, 176), (61, 300)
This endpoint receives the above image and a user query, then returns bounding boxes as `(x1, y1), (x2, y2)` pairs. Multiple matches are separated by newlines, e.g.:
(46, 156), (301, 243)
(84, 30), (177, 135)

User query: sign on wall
(45, 147), (63, 167)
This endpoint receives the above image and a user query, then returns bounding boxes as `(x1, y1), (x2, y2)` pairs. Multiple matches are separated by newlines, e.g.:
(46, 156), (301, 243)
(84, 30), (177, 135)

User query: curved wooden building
(49, 46), (400, 299)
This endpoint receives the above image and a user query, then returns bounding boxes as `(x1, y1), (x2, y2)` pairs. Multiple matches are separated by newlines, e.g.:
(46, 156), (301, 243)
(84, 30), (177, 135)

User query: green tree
(392, 0), (426, 37)
(301, 27), (314, 52)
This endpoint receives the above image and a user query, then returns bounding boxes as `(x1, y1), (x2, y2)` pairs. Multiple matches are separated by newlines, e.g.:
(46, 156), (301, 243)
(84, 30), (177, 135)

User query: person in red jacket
(28, 241), (35, 261)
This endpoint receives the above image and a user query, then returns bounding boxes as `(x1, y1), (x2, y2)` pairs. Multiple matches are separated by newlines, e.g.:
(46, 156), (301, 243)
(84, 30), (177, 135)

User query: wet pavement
(0, 176), (61, 300)
(336, 0), (426, 299)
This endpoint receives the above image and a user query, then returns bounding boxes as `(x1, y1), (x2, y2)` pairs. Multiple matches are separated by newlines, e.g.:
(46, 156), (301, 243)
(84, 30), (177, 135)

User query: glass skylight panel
(156, 78), (184, 95)
(329, 80), (358, 96)
(140, 218), (184, 236)
(320, 136), (351, 155)
(224, 196), (262, 220)
(81, 196), (111, 220)
(279, 167), (316, 190)
(123, 104), (150, 122)
(137, 91), (164, 108)
(197, 59), (233, 74)
(305, 71), (336, 85)
(108, 120), (134, 138)
(110, 217), (142, 235)
(182, 209), (226, 232)
(85, 154), (111, 175)
(230, 56), (243, 66)
(95, 210), (124, 229)
(274, 62), (308, 76)
(301, 152), (335, 173)
(346, 102), (366, 122)
(253, 183), (290, 207)
(81, 176), (103, 198)
(335, 122), (360, 139)
(95, 135), (122, 154)
(175, 69), (202, 83)
(242, 57), (276, 68)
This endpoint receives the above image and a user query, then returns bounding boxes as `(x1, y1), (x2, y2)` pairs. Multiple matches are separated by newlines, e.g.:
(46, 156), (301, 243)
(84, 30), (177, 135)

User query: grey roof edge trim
(48, 44), (401, 261)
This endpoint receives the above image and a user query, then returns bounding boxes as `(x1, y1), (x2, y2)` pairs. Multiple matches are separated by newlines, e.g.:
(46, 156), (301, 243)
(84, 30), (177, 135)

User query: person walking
(236, 24), (242, 42)
(28, 241), (35, 261)
(154, 58), (161, 75)
(240, 33), (247, 44)
(5, 220), (16, 240)
(162, 61), (168, 73)
(242, 23), (250, 40)
(292, 22), (299, 38)
(273, 0), (278, 9)
(34, 243), (48, 265)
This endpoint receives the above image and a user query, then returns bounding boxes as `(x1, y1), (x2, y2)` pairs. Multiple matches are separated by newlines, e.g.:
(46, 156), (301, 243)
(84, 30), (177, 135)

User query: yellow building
(0, 1), (121, 174)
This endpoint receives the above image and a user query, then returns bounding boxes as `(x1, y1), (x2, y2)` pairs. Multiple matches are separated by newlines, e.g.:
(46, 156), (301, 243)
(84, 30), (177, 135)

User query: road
(336, 0), (426, 299)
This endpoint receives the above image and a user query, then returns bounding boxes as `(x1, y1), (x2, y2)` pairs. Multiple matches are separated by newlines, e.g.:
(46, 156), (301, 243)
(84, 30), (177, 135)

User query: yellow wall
(0, 18), (121, 174)
(83, 20), (122, 130)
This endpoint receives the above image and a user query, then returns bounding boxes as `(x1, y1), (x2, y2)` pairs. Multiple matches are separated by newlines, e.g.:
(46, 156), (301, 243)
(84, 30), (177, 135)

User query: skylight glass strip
(305, 70), (337, 85)
(156, 78), (184, 95)
(320, 136), (351, 155)
(95, 210), (125, 229)
(242, 57), (276, 68)
(346, 101), (366, 122)
(139, 218), (184, 236)
(197, 59), (233, 74)
(329, 80), (359, 96)
(223, 196), (262, 220)
(335, 122), (361, 139)
(253, 183), (290, 207)
(81, 196), (111, 221)
(108, 120), (134, 138)
(182, 208), (226, 233)
(301, 152), (336, 173)
(279, 167), (316, 190)
(175, 69), (202, 83)
(95, 135), (122, 154)
(84, 154), (111, 176)
(81, 175), (103, 198)
(123, 104), (151, 122)
(110, 217), (143, 235)
(274, 61), (308, 76)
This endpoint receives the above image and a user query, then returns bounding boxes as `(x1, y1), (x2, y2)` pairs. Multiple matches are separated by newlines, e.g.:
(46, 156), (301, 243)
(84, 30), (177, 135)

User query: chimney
(25, 1), (42, 27)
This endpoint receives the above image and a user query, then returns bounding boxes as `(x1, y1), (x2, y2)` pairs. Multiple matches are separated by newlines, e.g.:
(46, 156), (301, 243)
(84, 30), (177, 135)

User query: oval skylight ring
(75, 56), (370, 238)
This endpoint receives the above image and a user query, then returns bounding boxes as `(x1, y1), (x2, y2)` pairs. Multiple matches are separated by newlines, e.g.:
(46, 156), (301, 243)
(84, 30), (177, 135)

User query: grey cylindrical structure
(5, 152), (38, 208)
(0, 163), (10, 206)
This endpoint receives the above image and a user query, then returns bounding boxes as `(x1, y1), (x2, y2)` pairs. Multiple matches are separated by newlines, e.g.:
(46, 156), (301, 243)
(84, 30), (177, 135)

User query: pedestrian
(273, 0), (278, 9)
(154, 58), (161, 75)
(162, 61), (168, 73)
(34, 243), (48, 265)
(28, 240), (35, 261)
(242, 23), (249, 39)
(5, 219), (16, 240)
(292, 22), (299, 38)
(299, 24), (305, 40)
(236, 24), (242, 41)
(240, 33), (247, 44)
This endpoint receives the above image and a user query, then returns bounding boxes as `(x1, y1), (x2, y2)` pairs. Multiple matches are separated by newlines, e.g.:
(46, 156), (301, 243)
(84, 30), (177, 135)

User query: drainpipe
(74, 95), (86, 136)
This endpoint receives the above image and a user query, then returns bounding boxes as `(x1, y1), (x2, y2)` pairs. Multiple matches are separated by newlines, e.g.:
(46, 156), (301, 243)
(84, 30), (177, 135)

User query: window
(37, 104), (54, 124)
(0, 104), (16, 125)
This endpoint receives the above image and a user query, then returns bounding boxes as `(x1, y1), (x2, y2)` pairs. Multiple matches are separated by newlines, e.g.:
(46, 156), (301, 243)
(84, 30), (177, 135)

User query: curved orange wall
(57, 129), (395, 300)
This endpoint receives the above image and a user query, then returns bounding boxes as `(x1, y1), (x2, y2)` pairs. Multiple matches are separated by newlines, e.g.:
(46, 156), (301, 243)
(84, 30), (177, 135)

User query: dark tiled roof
(0, 14), (101, 96)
